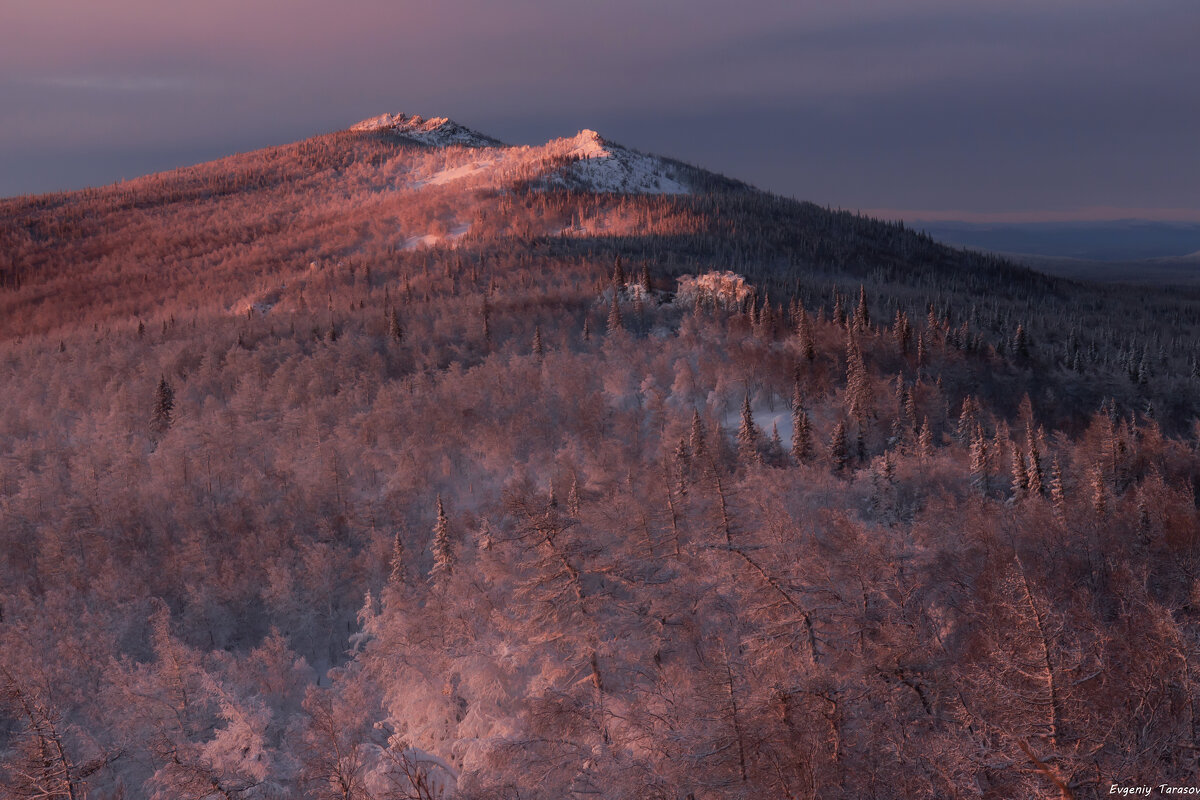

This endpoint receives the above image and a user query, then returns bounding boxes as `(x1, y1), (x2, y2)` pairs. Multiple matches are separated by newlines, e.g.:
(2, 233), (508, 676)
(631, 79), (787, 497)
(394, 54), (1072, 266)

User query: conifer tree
(1013, 323), (1030, 359)
(853, 285), (870, 331)
(957, 396), (977, 442)
(389, 529), (406, 587)
(795, 307), (815, 362)
(893, 309), (913, 356)
(607, 294), (622, 335)
(1026, 432), (1045, 497)
(917, 417), (934, 459)
(737, 395), (760, 465)
(845, 334), (872, 423)
(829, 419), (849, 472)
(151, 375), (175, 435)
(690, 409), (707, 459)
(673, 439), (691, 492)
(791, 386), (813, 462)
(430, 495), (454, 580)
(388, 309), (404, 342)
(568, 475), (581, 516)
(1010, 443), (1029, 501)
(1050, 457), (1067, 520)
(969, 427), (990, 496)
(768, 423), (784, 464)
(1089, 465), (1107, 515)
(532, 326), (544, 360)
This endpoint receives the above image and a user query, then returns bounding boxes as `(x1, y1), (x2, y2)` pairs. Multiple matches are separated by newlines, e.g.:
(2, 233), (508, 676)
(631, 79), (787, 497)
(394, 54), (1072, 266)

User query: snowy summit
(351, 112), (503, 148)
(351, 113), (692, 195)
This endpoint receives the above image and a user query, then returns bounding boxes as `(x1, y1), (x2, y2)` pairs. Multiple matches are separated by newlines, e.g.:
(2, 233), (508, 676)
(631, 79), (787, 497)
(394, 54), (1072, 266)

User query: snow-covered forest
(2, 119), (1200, 799)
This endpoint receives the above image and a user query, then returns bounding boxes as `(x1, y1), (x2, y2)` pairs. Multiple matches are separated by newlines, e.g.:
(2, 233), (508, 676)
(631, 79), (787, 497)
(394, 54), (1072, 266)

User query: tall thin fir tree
(607, 293), (623, 335)
(673, 438), (691, 494)
(1089, 464), (1107, 515)
(430, 495), (455, 580)
(845, 333), (872, 424)
(1026, 431), (1045, 497)
(853, 285), (870, 331)
(969, 427), (990, 496)
(917, 417), (934, 459)
(737, 395), (760, 465)
(690, 409), (707, 460)
(1050, 457), (1067, 520)
(791, 384), (813, 462)
(532, 326), (544, 361)
(151, 375), (175, 436)
(768, 423), (784, 464)
(388, 529), (406, 587)
(388, 308), (404, 343)
(568, 474), (581, 516)
(1010, 443), (1029, 501)
(795, 307), (816, 362)
(829, 419), (849, 473)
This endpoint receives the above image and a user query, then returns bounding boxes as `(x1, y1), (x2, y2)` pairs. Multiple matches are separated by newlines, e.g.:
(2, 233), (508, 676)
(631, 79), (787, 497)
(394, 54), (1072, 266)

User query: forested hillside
(2, 117), (1199, 799)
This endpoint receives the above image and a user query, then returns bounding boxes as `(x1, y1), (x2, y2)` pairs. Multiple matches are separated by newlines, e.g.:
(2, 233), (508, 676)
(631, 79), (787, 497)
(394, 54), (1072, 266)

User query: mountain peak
(350, 112), (501, 148)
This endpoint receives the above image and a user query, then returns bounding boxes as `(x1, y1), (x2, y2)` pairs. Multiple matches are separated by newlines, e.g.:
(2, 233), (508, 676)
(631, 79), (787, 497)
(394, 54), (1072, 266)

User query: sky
(2, 0), (1198, 222)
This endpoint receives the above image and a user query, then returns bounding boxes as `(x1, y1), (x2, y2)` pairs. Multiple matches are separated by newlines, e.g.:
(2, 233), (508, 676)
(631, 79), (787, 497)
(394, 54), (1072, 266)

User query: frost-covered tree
(430, 495), (454, 580)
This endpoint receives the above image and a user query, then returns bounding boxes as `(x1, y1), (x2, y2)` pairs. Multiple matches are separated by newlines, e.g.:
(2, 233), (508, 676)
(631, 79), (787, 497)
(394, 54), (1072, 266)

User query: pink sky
(2, 0), (1197, 222)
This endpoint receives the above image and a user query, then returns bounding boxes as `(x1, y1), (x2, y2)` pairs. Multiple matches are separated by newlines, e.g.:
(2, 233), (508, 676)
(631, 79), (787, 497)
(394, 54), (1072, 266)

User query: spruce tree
(796, 307), (815, 362)
(829, 419), (849, 472)
(431, 495), (454, 580)
(1026, 432), (1045, 497)
(791, 385), (812, 462)
(1010, 444), (1029, 501)
(388, 309), (404, 342)
(845, 334), (871, 424)
(532, 326), (544, 360)
(607, 294), (623, 335)
(1050, 457), (1067, 519)
(917, 418), (934, 459)
(690, 409), (706, 459)
(151, 375), (175, 436)
(969, 427), (990, 496)
(568, 474), (581, 516)
(737, 395), (760, 465)
(389, 529), (406, 586)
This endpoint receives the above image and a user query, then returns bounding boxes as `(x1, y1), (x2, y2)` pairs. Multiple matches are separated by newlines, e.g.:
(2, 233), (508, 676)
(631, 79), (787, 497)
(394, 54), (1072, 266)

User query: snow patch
(403, 223), (471, 250)
(232, 291), (281, 316)
(722, 405), (795, 446)
(413, 160), (499, 188)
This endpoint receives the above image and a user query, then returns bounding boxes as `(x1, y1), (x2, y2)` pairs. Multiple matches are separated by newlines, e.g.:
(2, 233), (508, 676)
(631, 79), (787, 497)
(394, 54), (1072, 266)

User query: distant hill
(918, 220), (1200, 284)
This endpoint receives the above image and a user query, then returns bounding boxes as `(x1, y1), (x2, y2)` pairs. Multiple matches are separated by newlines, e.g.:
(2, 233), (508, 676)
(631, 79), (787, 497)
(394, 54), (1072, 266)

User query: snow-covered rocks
(351, 113), (503, 148)
(675, 271), (755, 309)
(543, 129), (691, 195)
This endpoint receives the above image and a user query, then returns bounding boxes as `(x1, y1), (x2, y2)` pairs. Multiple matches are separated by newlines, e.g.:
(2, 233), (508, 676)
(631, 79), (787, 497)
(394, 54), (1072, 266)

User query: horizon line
(857, 207), (1200, 225)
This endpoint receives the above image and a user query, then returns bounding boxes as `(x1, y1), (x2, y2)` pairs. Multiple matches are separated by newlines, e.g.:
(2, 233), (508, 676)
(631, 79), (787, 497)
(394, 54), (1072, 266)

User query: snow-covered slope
(351, 113), (691, 195)
(540, 129), (689, 195)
